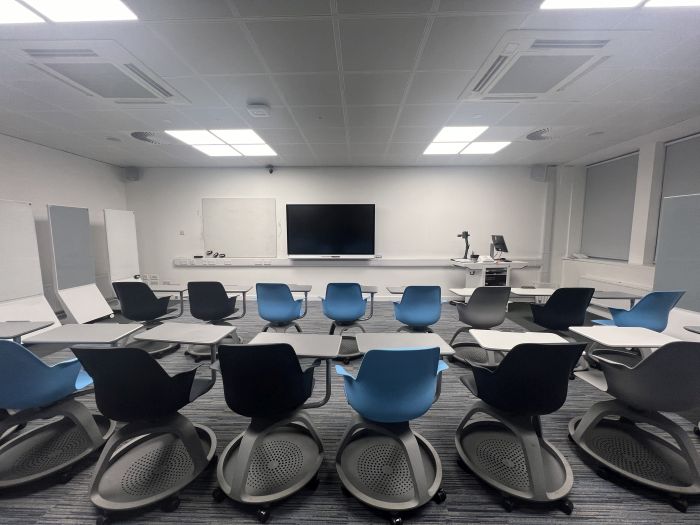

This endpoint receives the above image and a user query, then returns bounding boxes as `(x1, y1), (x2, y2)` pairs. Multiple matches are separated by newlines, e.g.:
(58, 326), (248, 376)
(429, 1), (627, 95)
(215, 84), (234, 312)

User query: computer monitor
(491, 235), (508, 253)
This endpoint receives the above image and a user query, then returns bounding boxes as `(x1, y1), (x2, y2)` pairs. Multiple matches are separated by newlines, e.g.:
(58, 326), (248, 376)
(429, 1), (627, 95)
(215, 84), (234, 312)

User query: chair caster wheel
(257, 508), (270, 523)
(342, 358), (350, 365)
(306, 474), (320, 490)
(212, 487), (226, 503)
(670, 496), (688, 513)
(433, 488), (447, 504)
(161, 496), (180, 513)
(58, 470), (73, 484)
(501, 495), (515, 512)
(694, 426), (700, 436)
(390, 515), (402, 525)
(558, 499), (574, 515)
(96, 514), (110, 525)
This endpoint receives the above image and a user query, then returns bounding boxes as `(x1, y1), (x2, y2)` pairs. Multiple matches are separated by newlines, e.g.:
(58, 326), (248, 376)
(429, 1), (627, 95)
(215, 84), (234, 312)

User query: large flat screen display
(286, 204), (375, 257)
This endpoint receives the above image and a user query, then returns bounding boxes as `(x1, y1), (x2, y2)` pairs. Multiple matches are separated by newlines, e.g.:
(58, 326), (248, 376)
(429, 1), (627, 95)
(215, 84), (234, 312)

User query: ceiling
(0, 0), (699, 168)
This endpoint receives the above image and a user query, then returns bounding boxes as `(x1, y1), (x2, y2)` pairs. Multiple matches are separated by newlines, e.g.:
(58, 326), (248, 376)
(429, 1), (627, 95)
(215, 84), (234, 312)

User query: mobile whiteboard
(104, 209), (140, 282)
(0, 200), (43, 302)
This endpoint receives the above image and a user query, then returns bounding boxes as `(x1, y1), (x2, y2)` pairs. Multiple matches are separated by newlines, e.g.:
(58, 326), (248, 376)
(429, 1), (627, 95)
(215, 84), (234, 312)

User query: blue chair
(0, 340), (115, 488)
(593, 290), (685, 332)
(256, 283), (306, 332)
(335, 347), (448, 519)
(394, 285), (442, 332)
(322, 283), (368, 335)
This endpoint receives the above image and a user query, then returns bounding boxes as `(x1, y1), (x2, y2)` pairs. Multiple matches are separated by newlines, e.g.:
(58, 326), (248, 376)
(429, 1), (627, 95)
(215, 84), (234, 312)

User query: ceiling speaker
(124, 167), (142, 182)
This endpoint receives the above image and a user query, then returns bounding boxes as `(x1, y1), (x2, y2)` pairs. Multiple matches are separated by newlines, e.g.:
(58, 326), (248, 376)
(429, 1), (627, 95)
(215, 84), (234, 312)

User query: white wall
(0, 134), (127, 309)
(126, 166), (550, 296)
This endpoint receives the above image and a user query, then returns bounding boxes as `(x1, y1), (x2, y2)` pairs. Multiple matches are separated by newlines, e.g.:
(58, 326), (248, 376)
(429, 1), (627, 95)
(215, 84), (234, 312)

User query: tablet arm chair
(112, 281), (180, 357)
(212, 344), (325, 523)
(0, 340), (115, 489)
(394, 286), (442, 333)
(186, 281), (242, 361)
(593, 290), (685, 332)
(531, 287), (594, 331)
(322, 283), (368, 335)
(256, 283), (306, 333)
(456, 343), (586, 514)
(449, 286), (511, 366)
(335, 348), (448, 523)
(570, 341), (700, 512)
(72, 347), (217, 522)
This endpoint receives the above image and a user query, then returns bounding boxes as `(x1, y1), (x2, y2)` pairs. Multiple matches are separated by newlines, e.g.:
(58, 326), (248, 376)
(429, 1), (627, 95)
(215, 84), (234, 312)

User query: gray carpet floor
(2, 300), (699, 524)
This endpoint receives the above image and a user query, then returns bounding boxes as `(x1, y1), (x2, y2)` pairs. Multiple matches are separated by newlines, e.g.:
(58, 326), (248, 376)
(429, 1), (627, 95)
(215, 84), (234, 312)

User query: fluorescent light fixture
(23, 0), (137, 22)
(164, 130), (224, 146)
(0, 0), (45, 23)
(433, 126), (488, 143)
(424, 142), (468, 155)
(540, 0), (643, 8)
(233, 144), (277, 156)
(192, 145), (241, 157)
(645, 0), (700, 6)
(461, 142), (511, 155)
(210, 129), (264, 145)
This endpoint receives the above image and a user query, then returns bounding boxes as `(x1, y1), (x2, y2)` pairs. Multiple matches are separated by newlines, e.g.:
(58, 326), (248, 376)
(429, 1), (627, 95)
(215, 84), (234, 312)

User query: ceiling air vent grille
(123, 63), (173, 98)
(531, 39), (609, 50)
(472, 55), (508, 93)
(131, 131), (175, 145)
(527, 128), (553, 141)
(24, 48), (99, 58)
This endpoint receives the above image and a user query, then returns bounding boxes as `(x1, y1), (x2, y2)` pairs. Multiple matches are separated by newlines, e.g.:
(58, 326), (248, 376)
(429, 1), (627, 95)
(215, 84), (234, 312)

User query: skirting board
(173, 257), (543, 268)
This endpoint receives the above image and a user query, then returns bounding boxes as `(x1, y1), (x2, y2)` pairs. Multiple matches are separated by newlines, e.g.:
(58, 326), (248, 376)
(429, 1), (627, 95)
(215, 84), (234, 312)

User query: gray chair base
(132, 340), (181, 358)
(336, 414), (445, 518)
(262, 322), (303, 333)
(397, 326), (434, 333)
(214, 409), (323, 522)
(331, 323), (366, 363)
(185, 332), (241, 361)
(569, 399), (700, 512)
(0, 399), (115, 489)
(89, 413), (216, 519)
(456, 401), (574, 513)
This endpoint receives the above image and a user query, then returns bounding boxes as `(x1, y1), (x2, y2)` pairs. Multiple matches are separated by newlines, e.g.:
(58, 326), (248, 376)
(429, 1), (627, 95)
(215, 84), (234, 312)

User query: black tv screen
(286, 204), (375, 256)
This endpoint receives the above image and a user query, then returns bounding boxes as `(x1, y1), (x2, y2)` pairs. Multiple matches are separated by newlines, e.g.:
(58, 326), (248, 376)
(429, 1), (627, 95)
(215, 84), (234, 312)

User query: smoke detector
(247, 103), (270, 118)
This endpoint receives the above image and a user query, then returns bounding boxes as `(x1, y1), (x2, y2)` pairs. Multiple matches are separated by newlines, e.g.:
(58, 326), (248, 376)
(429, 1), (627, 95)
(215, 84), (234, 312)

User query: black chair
(456, 343), (586, 514)
(112, 281), (179, 356)
(212, 344), (325, 523)
(449, 286), (511, 366)
(530, 287), (594, 331)
(186, 281), (241, 360)
(72, 347), (217, 524)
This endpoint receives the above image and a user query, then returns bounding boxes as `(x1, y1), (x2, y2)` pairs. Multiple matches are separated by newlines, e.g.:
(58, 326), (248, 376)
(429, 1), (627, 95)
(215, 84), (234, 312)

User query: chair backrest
(396, 286), (442, 327)
(218, 344), (310, 418)
(602, 341), (700, 412)
(72, 347), (189, 421)
(256, 283), (298, 322)
(612, 291), (685, 332)
(538, 288), (594, 329)
(457, 286), (511, 329)
(351, 347), (441, 422)
(113, 281), (163, 321)
(323, 283), (366, 322)
(473, 343), (586, 415)
(0, 340), (80, 410)
(188, 281), (236, 321)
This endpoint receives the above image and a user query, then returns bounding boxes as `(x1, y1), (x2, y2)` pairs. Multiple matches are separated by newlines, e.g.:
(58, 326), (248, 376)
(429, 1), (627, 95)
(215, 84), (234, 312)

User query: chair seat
(460, 372), (478, 397)
(593, 319), (615, 326)
(189, 377), (215, 402)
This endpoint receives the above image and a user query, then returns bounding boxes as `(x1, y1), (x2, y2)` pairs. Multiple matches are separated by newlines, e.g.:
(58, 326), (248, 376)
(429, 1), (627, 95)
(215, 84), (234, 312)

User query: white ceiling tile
(0, 110), (62, 137)
(337, 0), (434, 14)
(391, 126), (440, 142)
(439, 0), (540, 13)
(124, 0), (234, 20)
(448, 102), (518, 126)
(246, 19), (337, 73)
(273, 73), (341, 106)
(163, 76), (227, 106)
(7, 79), (111, 111)
(349, 142), (386, 157)
(552, 102), (634, 127)
(406, 71), (475, 104)
(620, 9), (700, 36)
(495, 102), (573, 127)
(546, 65), (626, 103)
(301, 127), (347, 143)
(397, 104), (455, 127)
(344, 72), (410, 105)
(153, 21), (263, 75)
(0, 85), (58, 111)
(240, 106), (297, 128)
(591, 69), (697, 103)
(273, 142), (313, 158)
(176, 107), (250, 128)
(232, 0), (331, 17)
(386, 142), (424, 157)
(310, 142), (349, 161)
(126, 107), (196, 128)
(257, 128), (306, 144)
(58, 110), (146, 131)
(419, 14), (527, 71)
(291, 106), (345, 128)
(478, 126), (532, 141)
(348, 127), (393, 143)
(520, 10), (631, 31)
(206, 75), (282, 107)
(340, 17), (427, 71)
(346, 105), (399, 127)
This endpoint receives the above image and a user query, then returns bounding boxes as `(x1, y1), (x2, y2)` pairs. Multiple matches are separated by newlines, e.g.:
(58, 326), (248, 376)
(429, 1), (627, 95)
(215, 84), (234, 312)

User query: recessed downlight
(461, 142), (511, 155)
(23, 0), (138, 22)
(424, 142), (469, 155)
(210, 129), (264, 145)
(540, 0), (643, 7)
(192, 145), (241, 157)
(164, 130), (224, 146)
(166, 128), (276, 157)
(0, 0), (45, 24)
(645, 0), (700, 6)
(433, 126), (488, 143)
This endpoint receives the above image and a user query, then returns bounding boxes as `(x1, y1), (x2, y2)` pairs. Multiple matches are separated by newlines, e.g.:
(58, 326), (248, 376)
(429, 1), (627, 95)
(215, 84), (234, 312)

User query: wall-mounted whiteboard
(104, 209), (140, 281)
(202, 198), (277, 258)
(48, 205), (95, 290)
(0, 200), (43, 302)
(654, 193), (700, 312)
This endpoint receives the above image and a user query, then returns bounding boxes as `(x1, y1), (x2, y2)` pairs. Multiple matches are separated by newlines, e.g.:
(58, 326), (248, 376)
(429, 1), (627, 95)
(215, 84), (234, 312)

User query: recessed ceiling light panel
(540, 0), (643, 8)
(0, 0), (45, 23)
(461, 142), (511, 155)
(233, 144), (277, 156)
(23, 0), (138, 22)
(192, 145), (242, 157)
(164, 130), (224, 146)
(424, 142), (468, 155)
(210, 129), (264, 145)
(645, 0), (700, 6)
(433, 126), (488, 143)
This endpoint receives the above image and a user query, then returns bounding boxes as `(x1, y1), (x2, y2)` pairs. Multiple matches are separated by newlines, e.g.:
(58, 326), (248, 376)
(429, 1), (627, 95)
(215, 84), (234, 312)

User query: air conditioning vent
(531, 39), (609, 50)
(473, 55), (508, 92)
(527, 128), (553, 141)
(24, 48), (99, 58)
(123, 63), (173, 98)
(130, 131), (176, 145)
